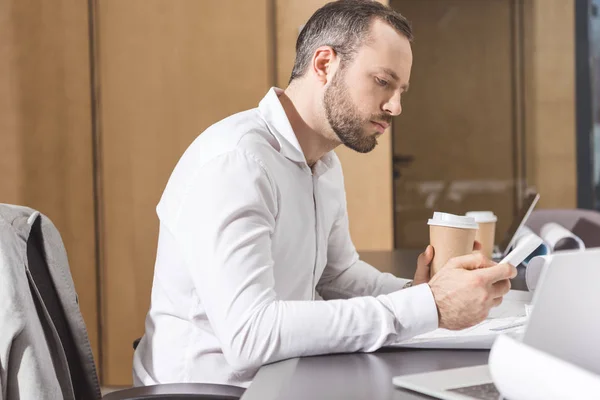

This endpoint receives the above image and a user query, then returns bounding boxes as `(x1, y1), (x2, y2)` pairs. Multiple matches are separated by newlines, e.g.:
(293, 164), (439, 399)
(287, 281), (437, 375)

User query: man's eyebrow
(381, 67), (399, 81)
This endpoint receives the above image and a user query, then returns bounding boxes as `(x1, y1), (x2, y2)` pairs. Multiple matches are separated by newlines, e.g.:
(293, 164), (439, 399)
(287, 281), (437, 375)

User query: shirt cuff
(383, 283), (439, 341)
(373, 273), (411, 295)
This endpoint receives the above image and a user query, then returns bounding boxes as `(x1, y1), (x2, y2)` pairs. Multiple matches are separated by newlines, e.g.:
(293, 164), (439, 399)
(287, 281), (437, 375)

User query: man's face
(324, 20), (413, 153)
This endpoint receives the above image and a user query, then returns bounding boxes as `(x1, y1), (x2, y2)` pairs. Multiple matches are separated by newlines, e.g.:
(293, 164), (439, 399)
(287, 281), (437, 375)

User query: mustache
(370, 114), (392, 124)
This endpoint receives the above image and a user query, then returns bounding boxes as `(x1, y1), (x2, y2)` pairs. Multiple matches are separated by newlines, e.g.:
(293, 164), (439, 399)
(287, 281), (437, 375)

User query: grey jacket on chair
(0, 204), (244, 400)
(0, 204), (101, 400)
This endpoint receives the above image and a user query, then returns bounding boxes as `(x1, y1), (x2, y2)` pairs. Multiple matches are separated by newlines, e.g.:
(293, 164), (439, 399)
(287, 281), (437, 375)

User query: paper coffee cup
(428, 212), (478, 276)
(465, 211), (498, 258)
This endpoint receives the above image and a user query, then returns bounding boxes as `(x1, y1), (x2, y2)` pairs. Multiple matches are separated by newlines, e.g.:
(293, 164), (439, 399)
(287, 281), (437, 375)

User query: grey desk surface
(241, 249), (529, 400)
(242, 349), (489, 400)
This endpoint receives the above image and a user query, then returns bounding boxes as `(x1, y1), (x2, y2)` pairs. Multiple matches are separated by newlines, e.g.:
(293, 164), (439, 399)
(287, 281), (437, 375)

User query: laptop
(494, 191), (540, 260)
(392, 248), (600, 400)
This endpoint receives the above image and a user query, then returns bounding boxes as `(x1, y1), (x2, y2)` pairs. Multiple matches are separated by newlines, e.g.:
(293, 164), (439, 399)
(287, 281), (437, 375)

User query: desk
(241, 250), (529, 400)
(241, 349), (489, 400)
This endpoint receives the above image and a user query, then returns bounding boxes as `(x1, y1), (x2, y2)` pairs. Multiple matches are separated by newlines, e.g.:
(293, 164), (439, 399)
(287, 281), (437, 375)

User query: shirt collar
(258, 87), (307, 165)
(258, 87), (336, 174)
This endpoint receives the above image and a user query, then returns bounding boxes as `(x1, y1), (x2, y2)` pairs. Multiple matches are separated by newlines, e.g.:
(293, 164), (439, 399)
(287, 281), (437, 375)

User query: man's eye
(375, 77), (388, 87)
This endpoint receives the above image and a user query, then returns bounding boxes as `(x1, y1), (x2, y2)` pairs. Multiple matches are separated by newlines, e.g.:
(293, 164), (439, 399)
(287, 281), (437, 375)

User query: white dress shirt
(132, 88), (438, 388)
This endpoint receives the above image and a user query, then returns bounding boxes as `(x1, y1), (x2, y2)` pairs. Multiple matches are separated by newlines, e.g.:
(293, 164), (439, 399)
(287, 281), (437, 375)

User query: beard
(324, 68), (390, 153)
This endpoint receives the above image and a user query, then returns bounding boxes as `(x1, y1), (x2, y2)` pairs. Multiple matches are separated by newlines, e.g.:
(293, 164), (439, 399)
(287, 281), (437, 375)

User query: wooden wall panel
(524, 0), (577, 209)
(0, 0), (98, 364)
(276, 0), (394, 251)
(96, 0), (272, 386)
(0, 0), (22, 202)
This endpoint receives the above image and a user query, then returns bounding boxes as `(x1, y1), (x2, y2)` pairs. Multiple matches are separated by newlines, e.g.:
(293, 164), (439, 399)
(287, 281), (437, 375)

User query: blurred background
(1, 0), (598, 388)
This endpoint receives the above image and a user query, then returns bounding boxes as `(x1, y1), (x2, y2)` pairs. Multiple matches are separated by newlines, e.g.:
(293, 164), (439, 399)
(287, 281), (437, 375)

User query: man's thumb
(418, 245), (434, 267)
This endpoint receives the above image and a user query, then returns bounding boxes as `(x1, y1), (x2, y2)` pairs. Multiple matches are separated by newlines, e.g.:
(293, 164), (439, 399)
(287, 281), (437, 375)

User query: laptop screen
(523, 250), (600, 376)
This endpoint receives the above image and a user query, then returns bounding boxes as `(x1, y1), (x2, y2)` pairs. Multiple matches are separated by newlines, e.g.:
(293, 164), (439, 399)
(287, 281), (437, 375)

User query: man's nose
(382, 92), (402, 116)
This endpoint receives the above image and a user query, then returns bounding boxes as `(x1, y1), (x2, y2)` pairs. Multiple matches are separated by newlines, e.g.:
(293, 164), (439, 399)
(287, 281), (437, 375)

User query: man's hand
(428, 253), (517, 330)
(413, 241), (483, 286)
(413, 245), (434, 285)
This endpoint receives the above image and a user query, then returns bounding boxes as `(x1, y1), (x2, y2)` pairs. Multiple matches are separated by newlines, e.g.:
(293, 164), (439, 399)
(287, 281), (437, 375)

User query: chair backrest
(26, 217), (96, 400)
(526, 209), (600, 247)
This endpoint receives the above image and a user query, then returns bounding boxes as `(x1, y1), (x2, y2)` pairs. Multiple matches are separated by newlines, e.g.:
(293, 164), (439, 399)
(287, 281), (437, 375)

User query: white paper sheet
(390, 290), (532, 349)
(487, 288), (532, 318)
(540, 222), (586, 252)
(490, 334), (600, 400)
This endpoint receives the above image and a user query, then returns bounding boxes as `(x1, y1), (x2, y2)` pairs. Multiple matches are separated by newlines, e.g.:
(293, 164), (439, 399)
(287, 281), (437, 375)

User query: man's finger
(490, 278), (511, 298)
(491, 296), (503, 308)
(417, 245), (433, 267)
(446, 252), (496, 271)
(427, 245), (434, 260)
(477, 263), (517, 283)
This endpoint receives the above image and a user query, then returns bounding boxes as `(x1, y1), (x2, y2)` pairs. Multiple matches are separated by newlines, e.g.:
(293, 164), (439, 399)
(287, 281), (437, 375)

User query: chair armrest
(102, 383), (245, 400)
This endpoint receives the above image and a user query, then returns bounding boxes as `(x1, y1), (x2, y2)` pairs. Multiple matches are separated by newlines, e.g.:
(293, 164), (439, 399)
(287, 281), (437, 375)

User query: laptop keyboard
(447, 383), (503, 400)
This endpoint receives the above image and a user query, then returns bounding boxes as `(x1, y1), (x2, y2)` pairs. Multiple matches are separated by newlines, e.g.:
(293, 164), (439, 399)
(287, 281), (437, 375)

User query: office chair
(526, 208), (600, 246)
(10, 205), (244, 400)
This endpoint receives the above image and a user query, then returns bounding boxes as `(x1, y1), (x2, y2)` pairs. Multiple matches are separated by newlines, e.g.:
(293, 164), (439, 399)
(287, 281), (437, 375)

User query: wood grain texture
(276, 0), (394, 251)
(523, 0), (576, 209)
(0, 0), (98, 364)
(96, 0), (271, 385)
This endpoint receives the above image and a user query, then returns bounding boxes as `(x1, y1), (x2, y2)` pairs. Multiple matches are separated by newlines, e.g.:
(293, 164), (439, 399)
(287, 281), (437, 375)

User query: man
(133, 0), (516, 388)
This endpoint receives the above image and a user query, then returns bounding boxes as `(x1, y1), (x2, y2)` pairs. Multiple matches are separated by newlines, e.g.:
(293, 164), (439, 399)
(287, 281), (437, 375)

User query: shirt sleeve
(169, 149), (438, 373)
(316, 201), (412, 299)
(315, 162), (439, 329)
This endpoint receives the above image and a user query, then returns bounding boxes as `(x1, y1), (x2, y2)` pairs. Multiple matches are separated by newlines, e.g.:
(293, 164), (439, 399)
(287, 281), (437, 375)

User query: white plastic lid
(428, 212), (478, 230)
(465, 211), (498, 223)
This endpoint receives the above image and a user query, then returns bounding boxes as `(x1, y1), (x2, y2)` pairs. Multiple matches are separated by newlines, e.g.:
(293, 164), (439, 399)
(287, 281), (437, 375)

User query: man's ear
(311, 46), (337, 85)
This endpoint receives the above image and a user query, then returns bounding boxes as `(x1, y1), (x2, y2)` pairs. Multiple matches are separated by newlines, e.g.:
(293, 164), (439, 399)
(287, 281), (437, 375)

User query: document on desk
(390, 290), (533, 349)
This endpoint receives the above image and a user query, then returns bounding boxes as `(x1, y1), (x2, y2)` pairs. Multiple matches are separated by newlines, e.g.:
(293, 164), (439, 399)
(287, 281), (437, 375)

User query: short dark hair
(289, 0), (412, 83)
